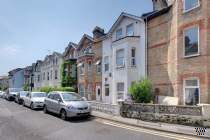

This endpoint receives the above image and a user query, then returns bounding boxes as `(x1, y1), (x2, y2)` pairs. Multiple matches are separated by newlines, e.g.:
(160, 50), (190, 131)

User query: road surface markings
(96, 119), (202, 140)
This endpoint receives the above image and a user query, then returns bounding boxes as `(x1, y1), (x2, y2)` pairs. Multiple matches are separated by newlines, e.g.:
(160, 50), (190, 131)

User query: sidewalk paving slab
(91, 111), (210, 139)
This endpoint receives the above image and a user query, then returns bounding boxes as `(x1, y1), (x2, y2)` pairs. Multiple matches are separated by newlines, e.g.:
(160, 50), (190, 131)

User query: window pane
(105, 87), (109, 96)
(126, 24), (134, 36)
(97, 63), (101, 73)
(131, 48), (135, 57)
(184, 27), (199, 56)
(116, 28), (122, 40)
(185, 88), (199, 105)
(185, 0), (199, 11)
(116, 49), (124, 66)
(104, 56), (109, 64)
(117, 83), (124, 92)
(88, 61), (92, 71)
(79, 84), (84, 97)
(185, 79), (198, 87)
(117, 93), (124, 100)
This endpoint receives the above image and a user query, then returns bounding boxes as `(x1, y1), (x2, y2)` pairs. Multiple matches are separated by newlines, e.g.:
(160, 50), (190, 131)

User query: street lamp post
(30, 74), (34, 91)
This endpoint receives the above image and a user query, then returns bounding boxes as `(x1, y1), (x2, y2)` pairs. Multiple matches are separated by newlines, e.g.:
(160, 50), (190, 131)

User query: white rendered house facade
(102, 13), (146, 104)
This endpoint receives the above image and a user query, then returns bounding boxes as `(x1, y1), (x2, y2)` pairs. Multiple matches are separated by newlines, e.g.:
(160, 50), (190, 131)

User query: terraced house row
(9, 0), (210, 106)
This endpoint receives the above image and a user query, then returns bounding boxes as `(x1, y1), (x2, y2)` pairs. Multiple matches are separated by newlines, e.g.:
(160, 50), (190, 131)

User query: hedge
(39, 86), (75, 93)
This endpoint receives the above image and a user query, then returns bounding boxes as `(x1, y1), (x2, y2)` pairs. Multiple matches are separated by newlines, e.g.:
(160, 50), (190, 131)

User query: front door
(96, 86), (101, 101)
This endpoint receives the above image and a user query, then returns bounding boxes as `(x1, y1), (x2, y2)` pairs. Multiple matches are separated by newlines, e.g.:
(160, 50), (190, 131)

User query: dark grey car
(43, 91), (91, 120)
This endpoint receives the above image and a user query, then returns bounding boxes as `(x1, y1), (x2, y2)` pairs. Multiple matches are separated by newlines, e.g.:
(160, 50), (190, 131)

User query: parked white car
(0, 91), (4, 98)
(44, 91), (91, 120)
(22, 92), (47, 109)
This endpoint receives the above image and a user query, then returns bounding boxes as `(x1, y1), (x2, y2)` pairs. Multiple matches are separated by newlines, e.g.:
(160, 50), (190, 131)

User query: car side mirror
(82, 97), (87, 101)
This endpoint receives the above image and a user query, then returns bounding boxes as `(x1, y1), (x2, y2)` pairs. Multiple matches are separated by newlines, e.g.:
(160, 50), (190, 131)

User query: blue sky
(0, 0), (152, 75)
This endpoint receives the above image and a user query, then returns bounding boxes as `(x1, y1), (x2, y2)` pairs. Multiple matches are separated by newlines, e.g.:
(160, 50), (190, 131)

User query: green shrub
(23, 84), (30, 91)
(39, 86), (75, 93)
(129, 78), (153, 103)
(40, 87), (53, 93)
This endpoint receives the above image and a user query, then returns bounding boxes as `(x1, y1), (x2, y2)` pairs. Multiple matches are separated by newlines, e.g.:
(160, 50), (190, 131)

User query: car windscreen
(32, 93), (46, 97)
(20, 91), (28, 96)
(61, 93), (82, 101)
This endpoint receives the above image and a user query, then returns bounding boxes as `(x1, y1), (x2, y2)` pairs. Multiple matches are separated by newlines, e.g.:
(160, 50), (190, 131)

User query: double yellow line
(95, 119), (203, 140)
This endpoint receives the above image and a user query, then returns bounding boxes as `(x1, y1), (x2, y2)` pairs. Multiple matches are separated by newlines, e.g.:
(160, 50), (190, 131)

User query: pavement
(91, 111), (210, 139)
(0, 99), (208, 140)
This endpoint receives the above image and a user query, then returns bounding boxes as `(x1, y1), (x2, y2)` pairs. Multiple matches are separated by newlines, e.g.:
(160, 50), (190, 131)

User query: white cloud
(0, 44), (22, 56)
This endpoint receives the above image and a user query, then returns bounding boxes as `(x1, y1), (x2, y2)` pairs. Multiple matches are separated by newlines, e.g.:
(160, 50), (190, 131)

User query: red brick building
(76, 27), (105, 101)
(144, 0), (210, 105)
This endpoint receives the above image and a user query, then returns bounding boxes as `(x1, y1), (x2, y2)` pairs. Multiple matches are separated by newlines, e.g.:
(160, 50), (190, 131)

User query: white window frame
(88, 61), (92, 72)
(55, 70), (58, 80)
(183, 26), (200, 58)
(131, 47), (136, 67)
(117, 82), (125, 101)
(79, 63), (85, 75)
(126, 23), (134, 36)
(116, 28), (123, 40)
(104, 56), (109, 72)
(183, 0), (200, 13)
(96, 62), (101, 74)
(116, 49), (125, 68)
(105, 85), (110, 97)
(183, 77), (200, 105)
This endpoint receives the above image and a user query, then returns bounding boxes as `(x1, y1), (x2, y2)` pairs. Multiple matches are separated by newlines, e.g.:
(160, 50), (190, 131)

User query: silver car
(44, 91), (91, 120)
(22, 92), (47, 109)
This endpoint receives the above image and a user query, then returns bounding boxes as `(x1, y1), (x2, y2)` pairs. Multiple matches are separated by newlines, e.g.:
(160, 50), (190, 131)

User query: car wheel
(43, 105), (48, 114)
(60, 109), (67, 120)
(30, 103), (34, 110)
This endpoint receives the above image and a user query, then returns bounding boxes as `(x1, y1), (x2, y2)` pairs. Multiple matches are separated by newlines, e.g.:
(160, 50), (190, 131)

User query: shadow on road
(41, 111), (95, 123)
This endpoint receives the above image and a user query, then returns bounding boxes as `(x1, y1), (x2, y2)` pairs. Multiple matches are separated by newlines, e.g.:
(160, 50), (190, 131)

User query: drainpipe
(145, 17), (148, 78)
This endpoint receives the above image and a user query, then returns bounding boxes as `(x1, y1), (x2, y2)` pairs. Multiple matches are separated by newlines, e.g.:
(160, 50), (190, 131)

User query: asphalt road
(0, 99), (202, 140)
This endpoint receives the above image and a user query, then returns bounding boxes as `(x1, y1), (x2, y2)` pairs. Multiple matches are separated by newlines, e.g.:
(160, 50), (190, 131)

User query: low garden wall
(88, 101), (120, 115)
(120, 102), (210, 127)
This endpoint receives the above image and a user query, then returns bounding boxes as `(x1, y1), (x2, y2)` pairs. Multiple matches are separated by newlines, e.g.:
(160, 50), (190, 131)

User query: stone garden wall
(120, 103), (210, 127)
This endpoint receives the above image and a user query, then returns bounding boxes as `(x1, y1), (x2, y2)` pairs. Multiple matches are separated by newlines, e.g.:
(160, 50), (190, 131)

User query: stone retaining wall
(120, 103), (210, 127)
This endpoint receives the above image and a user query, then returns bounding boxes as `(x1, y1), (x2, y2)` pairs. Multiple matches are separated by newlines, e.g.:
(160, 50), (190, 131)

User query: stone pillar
(198, 104), (210, 127)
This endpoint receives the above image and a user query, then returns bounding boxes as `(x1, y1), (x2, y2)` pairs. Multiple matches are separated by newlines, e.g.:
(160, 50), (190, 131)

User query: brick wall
(148, 0), (210, 104)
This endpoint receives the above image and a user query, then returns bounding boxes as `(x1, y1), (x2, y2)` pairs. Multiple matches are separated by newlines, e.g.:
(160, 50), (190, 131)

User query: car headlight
(67, 105), (76, 110)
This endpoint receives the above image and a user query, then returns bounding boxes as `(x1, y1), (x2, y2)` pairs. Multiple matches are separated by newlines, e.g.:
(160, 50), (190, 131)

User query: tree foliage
(61, 61), (77, 88)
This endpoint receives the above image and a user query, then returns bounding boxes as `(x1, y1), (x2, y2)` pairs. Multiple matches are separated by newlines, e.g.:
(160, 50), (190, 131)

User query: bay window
(116, 49), (125, 68)
(184, 78), (200, 105)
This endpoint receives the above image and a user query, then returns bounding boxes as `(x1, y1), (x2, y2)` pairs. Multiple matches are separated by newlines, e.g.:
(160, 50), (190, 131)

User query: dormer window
(184, 0), (200, 12)
(116, 28), (123, 40)
(126, 24), (134, 36)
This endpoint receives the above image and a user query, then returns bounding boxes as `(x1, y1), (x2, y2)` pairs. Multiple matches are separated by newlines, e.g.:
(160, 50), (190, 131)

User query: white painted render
(102, 15), (146, 104)
(40, 53), (63, 88)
